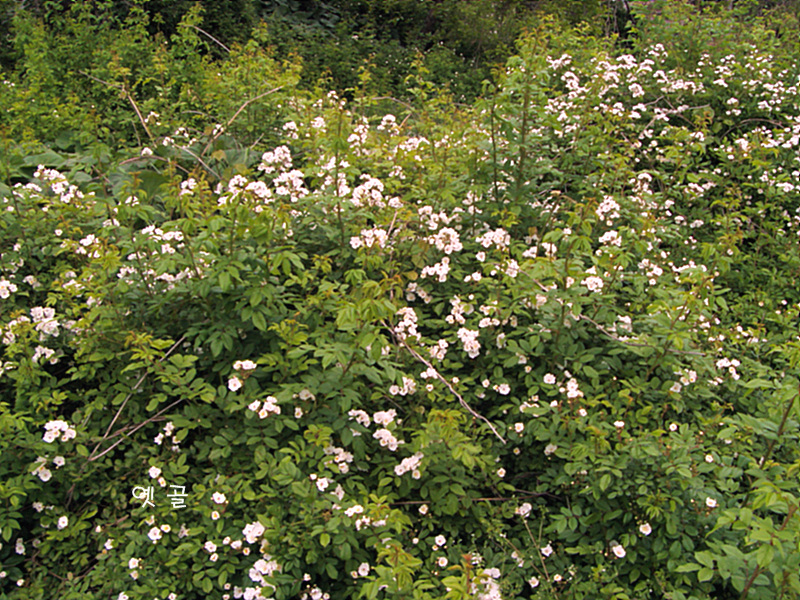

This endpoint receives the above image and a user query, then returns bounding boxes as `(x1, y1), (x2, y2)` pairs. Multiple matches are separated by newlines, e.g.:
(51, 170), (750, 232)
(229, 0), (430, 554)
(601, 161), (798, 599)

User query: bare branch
(387, 324), (506, 444)
(578, 314), (705, 356)
(87, 335), (187, 462)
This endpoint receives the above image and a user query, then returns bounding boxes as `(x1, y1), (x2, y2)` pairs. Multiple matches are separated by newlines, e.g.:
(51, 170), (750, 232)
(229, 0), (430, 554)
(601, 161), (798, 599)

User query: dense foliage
(2, 1), (800, 600)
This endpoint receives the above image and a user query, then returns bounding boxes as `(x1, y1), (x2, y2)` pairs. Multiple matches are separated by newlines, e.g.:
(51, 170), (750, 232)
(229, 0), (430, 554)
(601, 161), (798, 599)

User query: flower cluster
(247, 396), (281, 418)
(42, 420), (76, 443)
(394, 452), (423, 477)
(456, 327), (481, 358)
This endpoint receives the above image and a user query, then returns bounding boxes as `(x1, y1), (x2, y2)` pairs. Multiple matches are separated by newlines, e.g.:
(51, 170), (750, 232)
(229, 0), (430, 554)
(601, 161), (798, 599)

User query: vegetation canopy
(1, 1), (800, 599)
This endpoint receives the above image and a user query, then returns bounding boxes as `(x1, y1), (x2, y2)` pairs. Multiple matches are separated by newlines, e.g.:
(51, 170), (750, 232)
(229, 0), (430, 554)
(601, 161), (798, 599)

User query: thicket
(2, 1), (800, 600)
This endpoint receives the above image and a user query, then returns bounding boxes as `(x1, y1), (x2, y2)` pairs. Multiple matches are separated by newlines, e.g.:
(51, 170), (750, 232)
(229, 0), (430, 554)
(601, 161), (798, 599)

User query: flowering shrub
(1, 6), (800, 600)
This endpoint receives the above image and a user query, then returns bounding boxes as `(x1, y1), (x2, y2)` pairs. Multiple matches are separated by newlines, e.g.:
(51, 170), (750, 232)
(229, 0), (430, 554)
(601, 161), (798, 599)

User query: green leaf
(695, 551), (715, 569)
(252, 310), (267, 331)
(697, 567), (714, 582)
(320, 533), (330, 547)
(219, 271), (231, 291)
(756, 544), (774, 569)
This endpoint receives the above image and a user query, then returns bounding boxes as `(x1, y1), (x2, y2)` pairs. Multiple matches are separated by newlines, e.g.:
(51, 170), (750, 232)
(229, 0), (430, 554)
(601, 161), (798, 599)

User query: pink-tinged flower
(529, 576), (540, 588)
(544, 373), (556, 385)
(227, 376), (243, 392)
(212, 492), (227, 504)
(148, 527), (162, 542)
(639, 523), (652, 536)
(541, 544), (553, 557)
(233, 360), (257, 371)
(611, 544), (626, 558)
(437, 556), (448, 567)
(57, 516), (68, 530)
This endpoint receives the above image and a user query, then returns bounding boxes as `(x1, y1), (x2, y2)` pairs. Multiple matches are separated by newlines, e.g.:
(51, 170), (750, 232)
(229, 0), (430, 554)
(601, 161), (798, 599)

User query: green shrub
(1, 4), (800, 600)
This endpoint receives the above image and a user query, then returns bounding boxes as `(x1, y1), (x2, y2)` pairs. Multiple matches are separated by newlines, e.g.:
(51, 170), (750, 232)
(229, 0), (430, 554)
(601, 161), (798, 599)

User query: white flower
(149, 466), (161, 479)
(639, 522), (652, 536)
(212, 492), (227, 504)
(706, 497), (717, 508)
(614, 420), (625, 429)
(544, 373), (556, 385)
(57, 516), (68, 530)
(544, 443), (558, 456)
(211, 511), (220, 520)
(514, 422), (524, 433)
(541, 543), (554, 557)
(53, 456), (65, 467)
(705, 454), (714, 463)
(435, 535), (446, 547)
(242, 521), (265, 544)
(373, 409), (397, 426)
(611, 544), (626, 558)
(227, 376), (243, 392)
(669, 422), (678, 431)
(204, 541), (217, 553)
(515, 502), (532, 517)
(529, 576), (540, 588)
(437, 556), (448, 567)
(128, 558), (140, 570)
(148, 527), (162, 542)
(497, 468), (506, 478)
(358, 562), (370, 577)
(233, 360), (257, 371)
